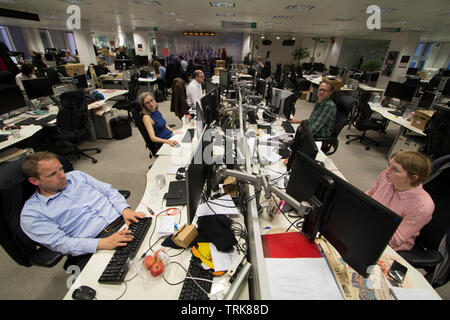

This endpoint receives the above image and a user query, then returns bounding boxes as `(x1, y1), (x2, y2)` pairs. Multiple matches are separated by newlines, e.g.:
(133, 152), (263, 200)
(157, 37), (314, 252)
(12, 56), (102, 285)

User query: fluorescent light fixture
(395, 21), (408, 25)
(313, 23), (329, 26)
(133, 0), (161, 5)
(58, 0), (90, 4)
(175, 18), (184, 22)
(47, 16), (61, 20)
(158, 11), (179, 16)
(331, 18), (353, 21)
(216, 13), (235, 17)
(266, 22), (280, 25)
(261, 35), (265, 39)
(209, 2), (235, 7)
(273, 16), (294, 19)
(276, 36), (280, 40)
(285, 5), (314, 11)
(0, 0), (16, 3)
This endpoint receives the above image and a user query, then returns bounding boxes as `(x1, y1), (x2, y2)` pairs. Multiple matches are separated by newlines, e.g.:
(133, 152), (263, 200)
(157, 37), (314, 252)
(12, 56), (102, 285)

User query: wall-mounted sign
(183, 31), (216, 36)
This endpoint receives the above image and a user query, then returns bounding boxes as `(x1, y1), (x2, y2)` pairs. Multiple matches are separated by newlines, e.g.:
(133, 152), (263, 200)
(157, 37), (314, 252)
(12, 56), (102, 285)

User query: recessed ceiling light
(209, 2), (235, 7)
(313, 23), (329, 26)
(47, 16), (61, 20)
(104, 10), (123, 15)
(285, 5), (314, 11)
(48, 9), (65, 14)
(133, 0), (161, 5)
(395, 21), (408, 25)
(58, 0), (90, 4)
(261, 35), (265, 39)
(216, 13), (235, 17)
(175, 18), (184, 22)
(0, 0), (16, 3)
(266, 22), (280, 25)
(276, 36), (280, 40)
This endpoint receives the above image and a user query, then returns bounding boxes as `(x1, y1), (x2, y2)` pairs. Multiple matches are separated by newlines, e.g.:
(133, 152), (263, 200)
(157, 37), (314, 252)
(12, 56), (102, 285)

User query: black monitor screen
(73, 74), (88, 89)
(313, 63), (324, 72)
(407, 67), (418, 75)
(22, 77), (54, 99)
(138, 55), (149, 67)
(256, 79), (266, 97)
(329, 65), (338, 76)
(219, 70), (229, 87)
(281, 92), (297, 120)
(185, 125), (210, 224)
(418, 91), (436, 109)
(42, 68), (60, 85)
(200, 87), (220, 126)
(384, 81), (417, 102)
(320, 168), (402, 278)
(286, 121), (318, 171)
(302, 63), (312, 71)
(0, 85), (27, 115)
(115, 59), (133, 70)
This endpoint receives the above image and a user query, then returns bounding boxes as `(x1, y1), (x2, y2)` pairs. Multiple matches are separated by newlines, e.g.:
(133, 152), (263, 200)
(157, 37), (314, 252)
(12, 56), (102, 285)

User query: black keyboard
(182, 128), (195, 143)
(98, 217), (152, 284)
(282, 120), (295, 133)
(179, 256), (213, 300)
(388, 110), (403, 116)
(15, 114), (57, 126)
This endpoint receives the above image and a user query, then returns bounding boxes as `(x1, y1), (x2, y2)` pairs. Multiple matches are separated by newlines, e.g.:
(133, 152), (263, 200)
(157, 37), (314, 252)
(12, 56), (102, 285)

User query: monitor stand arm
(219, 167), (310, 218)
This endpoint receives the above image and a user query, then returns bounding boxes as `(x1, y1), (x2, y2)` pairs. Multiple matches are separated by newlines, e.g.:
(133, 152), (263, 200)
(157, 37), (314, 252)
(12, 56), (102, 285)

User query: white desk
(138, 77), (157, 94)
(359, 84), (385, 94)
(369, 102), (426, 159)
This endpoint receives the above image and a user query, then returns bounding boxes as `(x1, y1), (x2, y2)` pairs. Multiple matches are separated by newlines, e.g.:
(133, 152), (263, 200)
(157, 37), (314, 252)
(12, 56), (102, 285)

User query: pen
(147, 206), (155, 215)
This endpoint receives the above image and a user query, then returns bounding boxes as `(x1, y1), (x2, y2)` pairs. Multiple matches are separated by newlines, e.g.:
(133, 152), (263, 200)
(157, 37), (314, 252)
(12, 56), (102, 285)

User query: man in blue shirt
(20, 152), (146, 267)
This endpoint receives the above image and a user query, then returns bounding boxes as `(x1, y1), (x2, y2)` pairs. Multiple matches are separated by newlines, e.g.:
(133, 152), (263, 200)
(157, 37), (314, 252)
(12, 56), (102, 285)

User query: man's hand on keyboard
(122, 208), (147, 225)
(97, 229), (134, 250)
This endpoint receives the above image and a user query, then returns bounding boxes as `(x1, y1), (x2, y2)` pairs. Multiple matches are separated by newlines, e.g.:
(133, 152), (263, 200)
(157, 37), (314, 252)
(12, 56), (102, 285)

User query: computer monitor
(418, 91), (436, 109)
(255, 79), (266, 97)
(280, 92), (297, 120)
(320, 162), (402, 278)
(407, 67), (418, 75)
(313, 63), (324, 73)
(289, 151), (403, 278)
(0, 85), (27, 115)
(219, 70), (230, 87)
(441, 78), (450, 96)
(328, 65), (338, 76)
(73, 74), (88, 89)
(42, 68), (61, 85)
(185, 125), (211, 224)
(138, 55), (149, 67)
(286, 121), (318, 171)
(370, 72), (380, 83)
(384, 81), (417, 102)
(115, 59), (133, 71)
(200, 87), (220, 126)
(302, 63), (312, 72)
(22, 77), (54, 100)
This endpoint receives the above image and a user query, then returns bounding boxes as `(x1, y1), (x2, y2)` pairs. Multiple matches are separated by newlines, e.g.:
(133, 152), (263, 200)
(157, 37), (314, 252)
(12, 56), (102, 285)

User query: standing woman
(139, 92), (178, 147)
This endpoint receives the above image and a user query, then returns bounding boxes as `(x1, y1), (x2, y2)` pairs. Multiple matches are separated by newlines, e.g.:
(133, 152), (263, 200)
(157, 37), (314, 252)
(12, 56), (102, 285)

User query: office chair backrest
(58, 89), (90, 136)
(0, 70), (15, 85)
(128, 73), (140, 101)
(333, 96), (354, 136)
(419, 158), (450, 250)
(129, 102), (160, 157)
(0, 155), (72, 267)
(274, 64), (282, 83)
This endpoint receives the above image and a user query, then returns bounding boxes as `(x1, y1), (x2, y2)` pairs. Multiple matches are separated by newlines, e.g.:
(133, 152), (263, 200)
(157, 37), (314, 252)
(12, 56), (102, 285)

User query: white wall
(73, 20), (97, 66)
(324, 37), (343, 68)
(133, 31), (151, 59)
(432, 42), (450, 69)
(241, 33), (251, 62)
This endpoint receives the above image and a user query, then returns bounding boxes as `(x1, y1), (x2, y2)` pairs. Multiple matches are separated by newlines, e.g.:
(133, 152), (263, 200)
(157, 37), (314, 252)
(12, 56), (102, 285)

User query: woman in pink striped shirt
(366, 151), (435, 251)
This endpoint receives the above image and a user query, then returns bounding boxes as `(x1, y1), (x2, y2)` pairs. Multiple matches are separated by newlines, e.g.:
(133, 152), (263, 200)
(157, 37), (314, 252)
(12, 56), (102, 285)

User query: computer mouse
(174, 143), (181, 148)
(72, 285), (96, 300)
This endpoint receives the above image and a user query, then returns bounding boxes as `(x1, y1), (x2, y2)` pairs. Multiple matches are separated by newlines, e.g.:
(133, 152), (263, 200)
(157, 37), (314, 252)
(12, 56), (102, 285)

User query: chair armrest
(119, 190), (130, 199)
(397, 249), (443, 268)
(30, 247), (64, 268)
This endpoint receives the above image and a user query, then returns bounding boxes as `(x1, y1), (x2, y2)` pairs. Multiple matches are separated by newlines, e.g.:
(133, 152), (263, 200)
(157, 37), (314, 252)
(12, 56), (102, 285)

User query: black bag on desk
(110, 116), (132, 140)
(195, 215), (237, 252)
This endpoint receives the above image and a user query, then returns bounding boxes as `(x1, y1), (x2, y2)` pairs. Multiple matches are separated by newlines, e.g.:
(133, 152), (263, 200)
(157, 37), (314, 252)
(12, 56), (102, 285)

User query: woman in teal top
(139, 92), (179, 147)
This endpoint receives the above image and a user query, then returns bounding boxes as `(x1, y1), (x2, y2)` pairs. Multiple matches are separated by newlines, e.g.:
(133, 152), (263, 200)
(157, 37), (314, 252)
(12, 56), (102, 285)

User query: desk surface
(359, 84), (385, 93)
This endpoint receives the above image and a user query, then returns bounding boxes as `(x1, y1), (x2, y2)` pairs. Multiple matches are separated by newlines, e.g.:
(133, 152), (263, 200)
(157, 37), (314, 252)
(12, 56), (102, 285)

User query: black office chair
(129, 102), (162, 165)
(0, 70), (15, 86)
(316, 95), (355, 155)
(345, 100), (386, 150)
(397, 155), (450, 288)
(0, 155), (131, 269)
(45, 89), (101, 163)
(112, 72), (140, 121)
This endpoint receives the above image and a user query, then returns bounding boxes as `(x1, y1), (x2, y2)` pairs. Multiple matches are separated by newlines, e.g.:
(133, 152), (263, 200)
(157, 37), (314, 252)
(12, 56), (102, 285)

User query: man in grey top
(179, 56), (188, 72)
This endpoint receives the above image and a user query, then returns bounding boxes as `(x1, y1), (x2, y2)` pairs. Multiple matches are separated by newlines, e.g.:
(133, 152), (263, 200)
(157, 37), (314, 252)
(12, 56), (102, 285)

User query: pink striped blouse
(366, 171), (435, 251)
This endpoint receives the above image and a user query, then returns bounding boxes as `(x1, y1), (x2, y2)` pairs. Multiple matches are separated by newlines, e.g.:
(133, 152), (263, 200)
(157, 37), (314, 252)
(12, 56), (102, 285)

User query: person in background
(255, 56), (264, 76)
(366, 151), (435, 251)
(20, 152), (146, 270)
(179, 56), (188, 72)
(139, 92), (178, 147)
(15, 63), (37, 91)
(186, 69), (204, 110)
(290, 81), (336, 138)
(152, 60), (167, 93)
(62, 51), (77, 63)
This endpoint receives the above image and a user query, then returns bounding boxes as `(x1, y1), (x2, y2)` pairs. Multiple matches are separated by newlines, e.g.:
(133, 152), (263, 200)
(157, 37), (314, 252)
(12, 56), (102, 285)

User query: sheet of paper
(195, 194), (240, 216)
(157, 215), (174, 237)
(265, 258), (343, 300)
(209, 243), (238, 272)
(166, 165), (182, 175)
(258, 145), (282, 163)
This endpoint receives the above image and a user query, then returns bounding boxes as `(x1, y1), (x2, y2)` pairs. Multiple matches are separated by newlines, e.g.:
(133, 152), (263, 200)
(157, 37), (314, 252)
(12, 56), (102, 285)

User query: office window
(39, 29), (53, 49)
(65, 31), (77, 55)
(8, 26), (30, 58)
(0, 25), (14, 51)
(414, 43), (424, 57)
(412, 42), (434, 71)
(49, 29), (68, 50)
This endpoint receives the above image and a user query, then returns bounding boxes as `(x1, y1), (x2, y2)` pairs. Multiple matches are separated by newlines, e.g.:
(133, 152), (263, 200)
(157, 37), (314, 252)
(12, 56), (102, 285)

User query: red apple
(143, 255), (156, 270)
(154, 249), (168, 264)
(150, 260), (164, 277)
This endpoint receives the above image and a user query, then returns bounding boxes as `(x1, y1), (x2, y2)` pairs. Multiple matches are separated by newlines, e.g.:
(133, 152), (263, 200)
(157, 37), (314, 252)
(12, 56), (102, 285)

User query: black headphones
(176, 167), (186, 180)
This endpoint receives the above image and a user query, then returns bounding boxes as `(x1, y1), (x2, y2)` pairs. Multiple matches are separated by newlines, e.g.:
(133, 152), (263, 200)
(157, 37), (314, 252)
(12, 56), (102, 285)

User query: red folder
(261, 232), (322, 258)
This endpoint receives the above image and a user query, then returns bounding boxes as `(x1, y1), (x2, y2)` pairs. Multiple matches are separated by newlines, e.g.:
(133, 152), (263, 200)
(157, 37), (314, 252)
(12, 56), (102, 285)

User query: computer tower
(92, 109), (115, 139)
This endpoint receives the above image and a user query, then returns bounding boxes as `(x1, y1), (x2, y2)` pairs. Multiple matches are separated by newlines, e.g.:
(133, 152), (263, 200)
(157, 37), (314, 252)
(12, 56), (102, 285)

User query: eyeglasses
(318, 88), (330, 93)
(386, 162), (402, 173)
